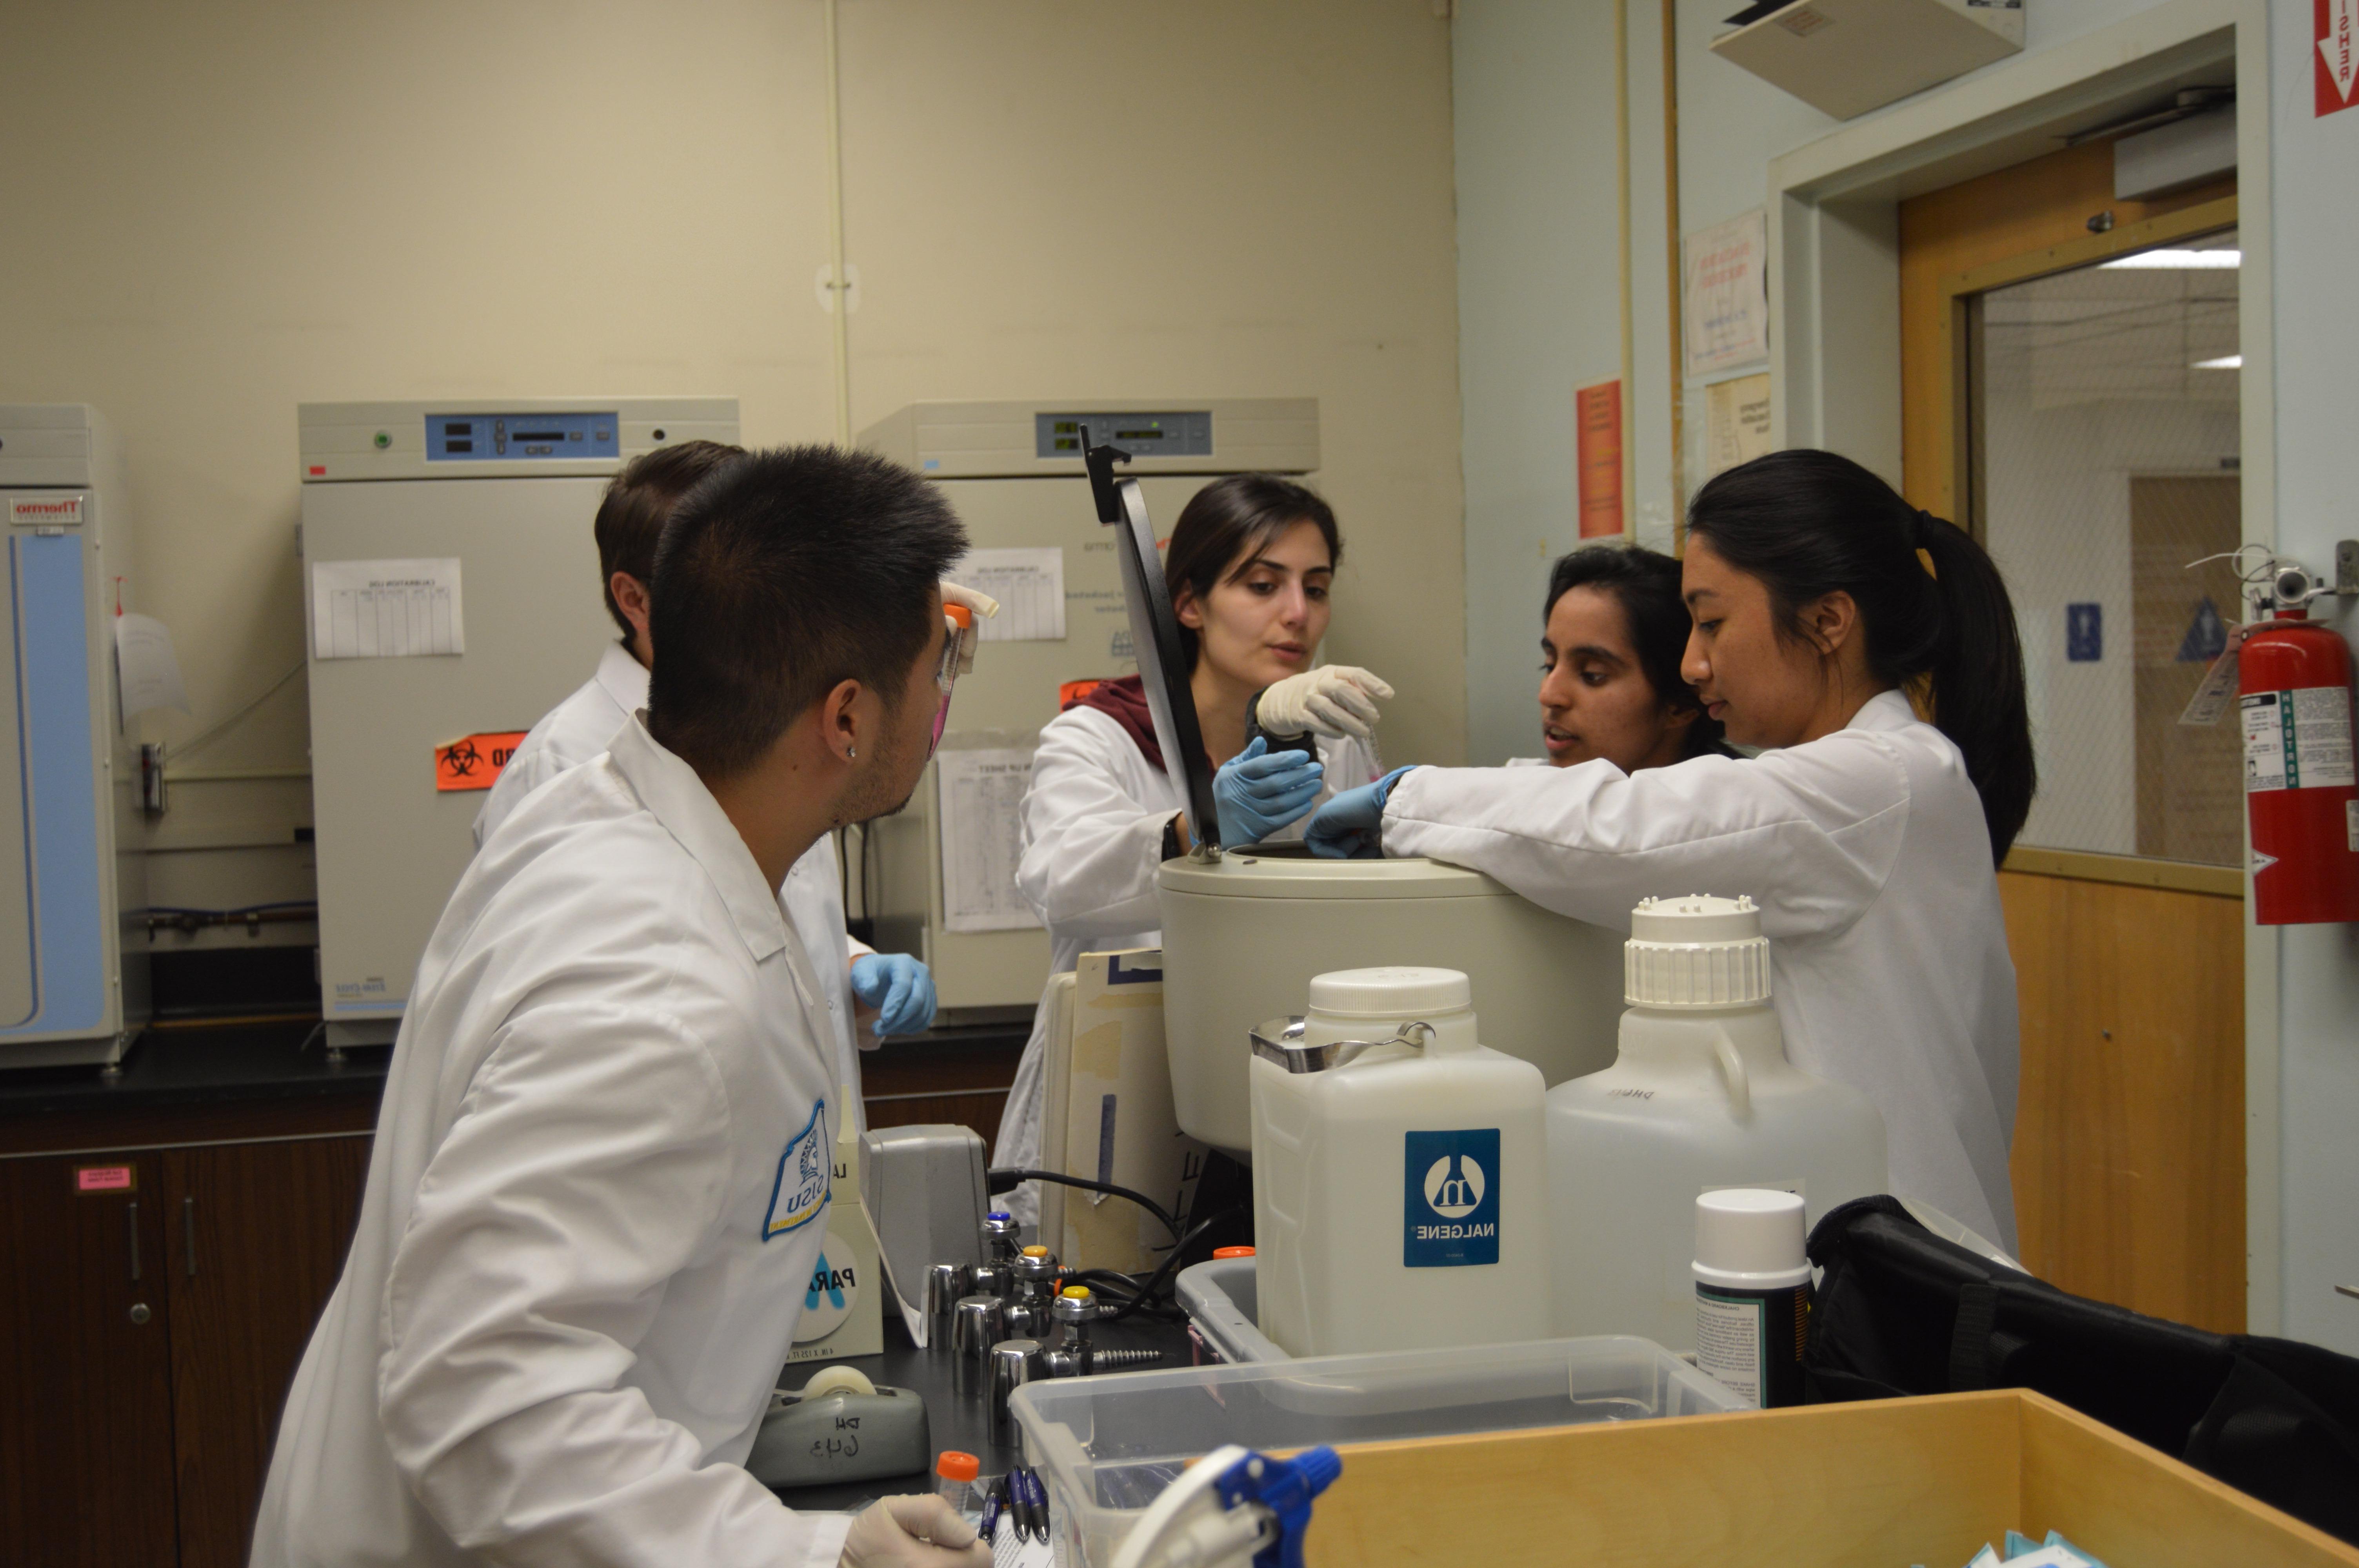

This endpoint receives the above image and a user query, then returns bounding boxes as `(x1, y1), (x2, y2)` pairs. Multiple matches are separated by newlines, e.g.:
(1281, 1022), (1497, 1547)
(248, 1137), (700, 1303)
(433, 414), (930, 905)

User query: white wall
(0, 0), (1466, 933)
(1451, 1), (1624, 764)
(2265, 0), (2359, 1353)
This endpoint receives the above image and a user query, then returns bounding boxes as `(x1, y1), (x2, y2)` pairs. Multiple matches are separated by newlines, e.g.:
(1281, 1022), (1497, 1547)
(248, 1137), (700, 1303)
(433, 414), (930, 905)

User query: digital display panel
(1035, 411), (1213, 459)
(425, 413), (621, 461)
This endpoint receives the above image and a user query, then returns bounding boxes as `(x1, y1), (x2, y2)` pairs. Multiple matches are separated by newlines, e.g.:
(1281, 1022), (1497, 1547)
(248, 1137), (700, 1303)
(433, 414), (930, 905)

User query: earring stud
(846, 746), (856, 760)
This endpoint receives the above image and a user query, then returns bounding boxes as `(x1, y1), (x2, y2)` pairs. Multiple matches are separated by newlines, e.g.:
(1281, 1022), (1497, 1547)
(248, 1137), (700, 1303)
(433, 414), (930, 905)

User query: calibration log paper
(938, 746), (1042, 932)
(310, 557), (465, 660)
(948, 548), (1065, 642)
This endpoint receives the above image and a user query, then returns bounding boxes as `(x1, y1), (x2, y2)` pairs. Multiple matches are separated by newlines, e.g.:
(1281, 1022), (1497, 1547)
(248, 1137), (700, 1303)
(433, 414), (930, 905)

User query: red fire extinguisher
(2240, 562), (2359, 925)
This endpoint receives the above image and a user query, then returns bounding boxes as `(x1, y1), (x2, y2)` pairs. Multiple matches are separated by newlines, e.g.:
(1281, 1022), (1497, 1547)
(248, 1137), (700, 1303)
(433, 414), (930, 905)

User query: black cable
(1060, 1268), (1188, 1324)
(988, 1167), (1182, 1244)
(1098, 1204), (1244, 1323)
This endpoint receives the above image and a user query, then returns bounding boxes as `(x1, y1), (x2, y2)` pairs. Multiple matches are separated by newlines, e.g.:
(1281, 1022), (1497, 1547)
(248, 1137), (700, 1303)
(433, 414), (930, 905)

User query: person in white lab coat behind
(993, 475), (1389, 1221)
(1308, 450), (2037, 1250)
(471, 442), (962, 1117)
(251, 447), (987, 1568)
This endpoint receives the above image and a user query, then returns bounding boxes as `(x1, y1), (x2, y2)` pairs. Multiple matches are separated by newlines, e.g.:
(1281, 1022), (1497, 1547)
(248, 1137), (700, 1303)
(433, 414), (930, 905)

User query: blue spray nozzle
(1214, 1445), (1342, 1568)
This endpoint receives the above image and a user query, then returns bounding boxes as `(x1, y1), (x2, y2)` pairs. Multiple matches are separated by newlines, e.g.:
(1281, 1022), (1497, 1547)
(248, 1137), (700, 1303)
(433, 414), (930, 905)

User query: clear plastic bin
(1174, 1255), (1286, 1363)
(1009, 1334), (1747, 1566)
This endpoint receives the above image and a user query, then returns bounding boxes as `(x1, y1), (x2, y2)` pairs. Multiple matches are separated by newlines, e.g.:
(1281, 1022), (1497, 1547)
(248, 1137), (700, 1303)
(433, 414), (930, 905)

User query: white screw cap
(1625, 894), (1771, 1007)
(1305, 966), (1470, 1018)
(1694, 1188), (1809, 1284)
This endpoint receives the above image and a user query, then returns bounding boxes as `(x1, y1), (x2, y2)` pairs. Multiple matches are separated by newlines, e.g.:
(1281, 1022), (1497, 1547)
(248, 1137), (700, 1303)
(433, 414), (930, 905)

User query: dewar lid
(1306, 966), (1472, 1018)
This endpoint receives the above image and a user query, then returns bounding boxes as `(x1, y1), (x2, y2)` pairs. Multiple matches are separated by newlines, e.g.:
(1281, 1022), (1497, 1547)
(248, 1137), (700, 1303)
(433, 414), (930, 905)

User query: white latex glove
(840, 1495), (990, 1568)
(940, 580), (1001, 677)
(1254, 664), (1396, 743)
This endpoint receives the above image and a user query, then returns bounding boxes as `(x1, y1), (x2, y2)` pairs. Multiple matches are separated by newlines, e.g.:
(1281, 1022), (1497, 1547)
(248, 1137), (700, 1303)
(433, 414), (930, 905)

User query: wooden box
(1305, 1388), (2359, 1567)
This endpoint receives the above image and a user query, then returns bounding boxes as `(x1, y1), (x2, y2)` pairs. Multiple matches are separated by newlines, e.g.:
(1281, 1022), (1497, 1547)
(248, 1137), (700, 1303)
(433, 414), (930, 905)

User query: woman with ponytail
(1307, 450), (2034, 1248)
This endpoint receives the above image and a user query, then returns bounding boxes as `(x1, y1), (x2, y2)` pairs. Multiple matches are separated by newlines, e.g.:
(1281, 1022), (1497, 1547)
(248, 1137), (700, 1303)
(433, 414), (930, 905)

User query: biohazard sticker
(433, 731), (529, 792)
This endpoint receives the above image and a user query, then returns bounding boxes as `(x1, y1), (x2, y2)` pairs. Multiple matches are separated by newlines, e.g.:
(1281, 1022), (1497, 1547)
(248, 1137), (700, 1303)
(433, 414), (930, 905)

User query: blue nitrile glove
(1212, 735), (1326, 847)
(1305, 766), (1419, 859)
(849, 952), (937, 1038)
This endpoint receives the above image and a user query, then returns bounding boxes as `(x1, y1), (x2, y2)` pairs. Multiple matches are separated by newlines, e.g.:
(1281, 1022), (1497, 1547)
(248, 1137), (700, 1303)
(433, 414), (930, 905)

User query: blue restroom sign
(2066, 603), (2103, 662)
(1403, 1128), (1501, 1267)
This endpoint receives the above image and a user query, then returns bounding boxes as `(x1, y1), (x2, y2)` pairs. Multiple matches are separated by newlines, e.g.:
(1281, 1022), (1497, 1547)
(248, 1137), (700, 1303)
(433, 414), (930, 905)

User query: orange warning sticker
(434, 731), (529, 792)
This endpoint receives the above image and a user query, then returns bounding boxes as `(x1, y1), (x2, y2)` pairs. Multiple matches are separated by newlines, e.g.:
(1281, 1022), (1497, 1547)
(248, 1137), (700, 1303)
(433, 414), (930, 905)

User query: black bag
(1803, 1196), (2359, 1546)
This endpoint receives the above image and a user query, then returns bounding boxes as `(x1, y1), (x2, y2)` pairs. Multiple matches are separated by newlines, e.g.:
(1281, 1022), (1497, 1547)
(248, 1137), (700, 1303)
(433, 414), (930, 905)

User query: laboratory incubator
(0, 406), (148, 1066)
(299, 398), (737, 1046)
(855, 398), (1318, 1020)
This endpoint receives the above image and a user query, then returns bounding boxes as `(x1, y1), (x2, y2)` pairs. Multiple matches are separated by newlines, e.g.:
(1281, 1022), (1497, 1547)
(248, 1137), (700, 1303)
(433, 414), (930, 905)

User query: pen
(980, 1474), (1004, 1544)
(1020, 1465), (1049, 1543)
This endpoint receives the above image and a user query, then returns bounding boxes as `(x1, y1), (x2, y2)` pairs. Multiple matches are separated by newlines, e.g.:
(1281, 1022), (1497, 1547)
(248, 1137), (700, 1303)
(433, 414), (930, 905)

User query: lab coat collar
(605, 714), (790, 965)
(1847, 689), (1921, 733)
(594, 640), (651, 718)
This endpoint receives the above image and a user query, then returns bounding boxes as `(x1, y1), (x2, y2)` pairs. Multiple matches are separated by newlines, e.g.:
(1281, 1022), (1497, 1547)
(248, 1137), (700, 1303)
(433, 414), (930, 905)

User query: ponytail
(1685, 449), (2035, 863)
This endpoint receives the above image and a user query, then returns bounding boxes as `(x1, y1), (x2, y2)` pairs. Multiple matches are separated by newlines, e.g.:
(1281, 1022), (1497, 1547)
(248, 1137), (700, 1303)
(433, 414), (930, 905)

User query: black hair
(1164, 475), (1341, 671)
(1544, 545), (1726, 760)
(1684, 448), (2035, 862)
(593, 439), (748, 641)
(646, 445), (968, 779)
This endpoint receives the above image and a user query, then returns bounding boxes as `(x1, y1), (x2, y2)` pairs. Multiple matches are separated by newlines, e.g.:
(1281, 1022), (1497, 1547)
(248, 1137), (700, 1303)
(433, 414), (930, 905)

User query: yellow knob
(1023, 1245), (1049, 1258)
(1061, 1285), (1093, 1300)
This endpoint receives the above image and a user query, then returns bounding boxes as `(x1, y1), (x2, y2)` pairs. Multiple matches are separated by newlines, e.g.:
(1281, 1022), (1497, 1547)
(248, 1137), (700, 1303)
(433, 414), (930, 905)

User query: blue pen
(980, 1474), (1005, 1544)
(1020, 1466), (1050, 1543)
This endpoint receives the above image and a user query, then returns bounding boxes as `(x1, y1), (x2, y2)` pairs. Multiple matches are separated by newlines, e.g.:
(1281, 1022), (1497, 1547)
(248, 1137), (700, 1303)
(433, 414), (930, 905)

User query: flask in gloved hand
(1212, 737), (1324, 848)
(840, 1494), (989, 1568)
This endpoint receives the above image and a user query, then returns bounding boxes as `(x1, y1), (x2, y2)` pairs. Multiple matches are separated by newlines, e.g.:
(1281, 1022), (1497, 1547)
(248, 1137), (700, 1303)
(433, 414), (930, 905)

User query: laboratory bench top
(0, 1015), (1031, 1157)
(769, 1307), (1200, 1515)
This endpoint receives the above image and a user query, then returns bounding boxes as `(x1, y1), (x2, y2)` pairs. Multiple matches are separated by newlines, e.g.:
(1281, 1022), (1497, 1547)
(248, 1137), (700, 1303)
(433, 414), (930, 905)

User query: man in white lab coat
(251, 446), (987, 1568)
(473, 441), (944, 1116)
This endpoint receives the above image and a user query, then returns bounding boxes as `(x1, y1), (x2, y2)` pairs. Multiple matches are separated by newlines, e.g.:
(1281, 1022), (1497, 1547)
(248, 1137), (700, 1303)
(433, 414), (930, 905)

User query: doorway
(1901, 142), (2246, 1332)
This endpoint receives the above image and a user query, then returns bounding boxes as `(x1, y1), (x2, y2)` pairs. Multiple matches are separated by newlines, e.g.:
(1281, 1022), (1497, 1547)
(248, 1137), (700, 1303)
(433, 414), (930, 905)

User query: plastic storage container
(1251, 967), (1550, 1357)
(1549, 895), (1886, 1350)
(1158, 846), (1623, 1156)
(1010, 1335), (1748, 1568)
(1174, 1254), (1287, 1364)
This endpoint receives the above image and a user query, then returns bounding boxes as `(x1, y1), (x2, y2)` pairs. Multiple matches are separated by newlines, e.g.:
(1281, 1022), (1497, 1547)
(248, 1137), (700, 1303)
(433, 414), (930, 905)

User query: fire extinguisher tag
(2181, 624), (2257, 727)
(2241, 687), (2357, 793)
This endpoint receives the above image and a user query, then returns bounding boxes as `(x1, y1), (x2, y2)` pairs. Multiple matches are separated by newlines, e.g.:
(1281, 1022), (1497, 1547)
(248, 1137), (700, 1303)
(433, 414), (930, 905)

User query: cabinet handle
(126, 1201), (140, 1282)
(128, 1303), (151, 1326)
(183, 1196), (197, 1276)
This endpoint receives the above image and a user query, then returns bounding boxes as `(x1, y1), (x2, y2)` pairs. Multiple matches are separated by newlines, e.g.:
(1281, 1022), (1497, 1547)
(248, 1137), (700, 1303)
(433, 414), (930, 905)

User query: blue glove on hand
(1212, 735), (1326, 847)
(1305, 766), (1419, 859)
(849, 952), (937, 1038)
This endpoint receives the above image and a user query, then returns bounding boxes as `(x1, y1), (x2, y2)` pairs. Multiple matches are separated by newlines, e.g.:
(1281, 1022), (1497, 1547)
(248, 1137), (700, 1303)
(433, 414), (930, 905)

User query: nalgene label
(2243, 686), (2357, 793)
(1403, 1128), (1500, 1267)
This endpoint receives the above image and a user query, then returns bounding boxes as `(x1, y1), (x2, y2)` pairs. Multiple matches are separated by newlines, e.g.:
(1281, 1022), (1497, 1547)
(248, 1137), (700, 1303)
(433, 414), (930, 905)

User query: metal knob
(923, 1264), (966, 1349)
(951, 1294), (1005, 1360)
(127, 1303), (150, 1326)
(988, 1338), (1043, 1437)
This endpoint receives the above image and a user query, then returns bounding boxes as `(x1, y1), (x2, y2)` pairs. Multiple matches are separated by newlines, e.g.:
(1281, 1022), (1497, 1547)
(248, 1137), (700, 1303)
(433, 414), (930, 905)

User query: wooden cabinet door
(161, 1135), (370, 1568)
(0, 1152), (180, 1564)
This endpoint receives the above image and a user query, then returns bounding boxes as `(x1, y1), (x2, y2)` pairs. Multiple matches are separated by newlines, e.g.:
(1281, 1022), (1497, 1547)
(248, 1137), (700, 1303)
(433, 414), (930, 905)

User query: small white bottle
(1250, 967), (1550, 1357)
(1547, 895), (1886, 1350)
(1693, 1189), (1812, 1409)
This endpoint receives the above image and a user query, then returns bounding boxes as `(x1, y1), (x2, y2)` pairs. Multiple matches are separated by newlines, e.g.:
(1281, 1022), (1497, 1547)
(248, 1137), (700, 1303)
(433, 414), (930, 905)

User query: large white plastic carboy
(1548, 895), (1886, 1351)
(1250, 967), (1550, 1358)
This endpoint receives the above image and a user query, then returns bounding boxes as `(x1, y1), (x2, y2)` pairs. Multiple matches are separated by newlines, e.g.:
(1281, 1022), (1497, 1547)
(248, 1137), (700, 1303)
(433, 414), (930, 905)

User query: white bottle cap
(1305, 966), (1470, 1018)
(1693, 1188), (1811, 1289)
(1625, 894), (1772, 1008)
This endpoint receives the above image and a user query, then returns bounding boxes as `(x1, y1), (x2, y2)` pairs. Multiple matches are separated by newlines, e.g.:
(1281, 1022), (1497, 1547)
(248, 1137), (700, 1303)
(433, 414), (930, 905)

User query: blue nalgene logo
(1403, 1128), (1501, 1268)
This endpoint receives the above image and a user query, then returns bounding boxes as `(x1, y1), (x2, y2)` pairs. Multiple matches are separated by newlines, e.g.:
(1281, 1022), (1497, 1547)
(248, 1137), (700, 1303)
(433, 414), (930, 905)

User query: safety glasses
(931, 603), (972, 756)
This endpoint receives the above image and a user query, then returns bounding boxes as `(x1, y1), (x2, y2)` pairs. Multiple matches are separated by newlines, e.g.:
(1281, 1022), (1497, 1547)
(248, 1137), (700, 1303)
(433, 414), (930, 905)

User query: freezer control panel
(1036, 410), (1212, 459)
(426, 412), (620, 462)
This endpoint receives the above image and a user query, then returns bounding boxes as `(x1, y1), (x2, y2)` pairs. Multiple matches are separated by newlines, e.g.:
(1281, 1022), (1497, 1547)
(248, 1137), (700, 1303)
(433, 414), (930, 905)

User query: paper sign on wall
(938, 745), (1042, 932)
(1575, 381), (1624, 538)
(1683, 209), (1770, 379)
(311, 557), (465, 660)
(1703, 373), (1774, 479)
(2321, 0), (2357, 115)
(947, 548), (1065, 642)
(114, 613), (189, 721)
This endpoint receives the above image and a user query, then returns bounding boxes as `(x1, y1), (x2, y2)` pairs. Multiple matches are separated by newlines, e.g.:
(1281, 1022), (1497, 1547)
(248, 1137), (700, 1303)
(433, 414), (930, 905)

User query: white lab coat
(251, 715), (852, 1568)
(1379, 689), (2020, 1250)
(474, 642), (873, 1116)
(992, 707), (1382, 1220)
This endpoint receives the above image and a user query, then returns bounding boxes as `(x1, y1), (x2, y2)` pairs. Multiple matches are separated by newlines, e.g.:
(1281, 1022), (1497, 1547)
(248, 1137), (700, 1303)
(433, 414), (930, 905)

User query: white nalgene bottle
(1547, 895), (1886, 1350)
(1250, 967), (1550, 1357)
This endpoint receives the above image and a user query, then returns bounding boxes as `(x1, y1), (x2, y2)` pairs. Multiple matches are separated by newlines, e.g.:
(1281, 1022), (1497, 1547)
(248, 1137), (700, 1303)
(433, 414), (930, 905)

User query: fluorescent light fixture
(2100, 248), (2241, 269)
(2192, 354), (2242, 370)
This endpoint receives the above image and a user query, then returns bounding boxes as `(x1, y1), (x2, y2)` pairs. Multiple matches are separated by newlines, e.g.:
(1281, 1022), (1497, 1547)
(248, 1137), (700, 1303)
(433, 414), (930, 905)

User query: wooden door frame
(1756, 0), (2281, 1335)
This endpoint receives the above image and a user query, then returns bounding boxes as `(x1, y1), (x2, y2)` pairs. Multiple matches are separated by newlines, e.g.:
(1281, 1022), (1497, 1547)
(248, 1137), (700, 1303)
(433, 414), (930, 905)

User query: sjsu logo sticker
(763, 1101), (831, 1241)
(1403, 1128), (1500, 1268)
